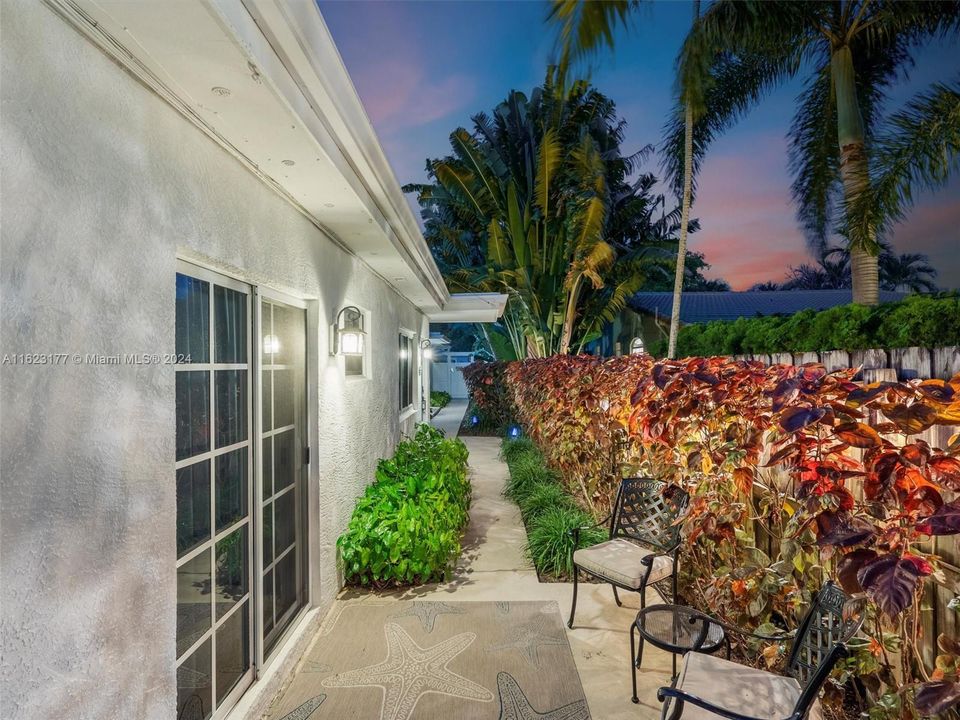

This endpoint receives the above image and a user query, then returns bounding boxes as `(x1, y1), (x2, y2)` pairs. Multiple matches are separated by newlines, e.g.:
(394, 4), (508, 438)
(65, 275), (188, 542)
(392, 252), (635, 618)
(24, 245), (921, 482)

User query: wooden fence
(733, 345), (960, 382)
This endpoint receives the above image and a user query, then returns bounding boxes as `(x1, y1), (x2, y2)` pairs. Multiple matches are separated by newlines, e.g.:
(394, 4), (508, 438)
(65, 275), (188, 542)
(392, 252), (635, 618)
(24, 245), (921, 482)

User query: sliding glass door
(175, 266), (254, 720)
(258, 296), (309, 658)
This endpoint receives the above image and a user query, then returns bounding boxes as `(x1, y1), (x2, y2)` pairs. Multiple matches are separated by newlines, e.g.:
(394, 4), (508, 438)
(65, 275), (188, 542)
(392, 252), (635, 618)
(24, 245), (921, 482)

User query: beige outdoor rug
(266, 600), (591, 720)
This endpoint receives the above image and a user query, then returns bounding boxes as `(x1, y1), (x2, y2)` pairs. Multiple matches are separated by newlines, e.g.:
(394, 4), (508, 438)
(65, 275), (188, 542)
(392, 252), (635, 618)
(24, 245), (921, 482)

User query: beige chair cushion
(572, 538), (673, 589)
(663, 651), (822, 720)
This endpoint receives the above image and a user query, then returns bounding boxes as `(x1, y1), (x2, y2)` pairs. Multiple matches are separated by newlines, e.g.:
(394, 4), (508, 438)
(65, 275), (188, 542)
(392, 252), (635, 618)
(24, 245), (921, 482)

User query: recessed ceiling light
(211, 86), (231, 96)
(324, 203), (335, 208)
(394, 277), (405, 282)
(282, 159), (295, 166)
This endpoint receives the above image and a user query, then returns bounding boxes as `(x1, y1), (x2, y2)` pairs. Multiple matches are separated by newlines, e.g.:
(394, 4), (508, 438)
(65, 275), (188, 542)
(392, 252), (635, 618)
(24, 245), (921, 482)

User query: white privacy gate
(430, 351), (472, 399)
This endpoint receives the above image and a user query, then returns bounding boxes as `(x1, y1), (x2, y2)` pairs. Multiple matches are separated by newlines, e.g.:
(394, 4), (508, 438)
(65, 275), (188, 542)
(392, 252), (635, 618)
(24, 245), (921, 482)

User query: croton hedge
(486, 354), (960, 716)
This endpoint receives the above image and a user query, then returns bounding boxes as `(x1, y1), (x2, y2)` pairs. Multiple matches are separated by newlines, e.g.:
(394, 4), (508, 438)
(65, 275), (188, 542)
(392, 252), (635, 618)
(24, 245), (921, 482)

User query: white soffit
(426, 293), (508, 323)
(48, 0), (449, 309)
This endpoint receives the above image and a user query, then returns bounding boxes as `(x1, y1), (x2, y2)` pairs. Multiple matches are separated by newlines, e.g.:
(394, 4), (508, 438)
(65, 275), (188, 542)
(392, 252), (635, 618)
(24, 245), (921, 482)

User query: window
(398, 333), (414, 411)
(175, 268), (253, 720)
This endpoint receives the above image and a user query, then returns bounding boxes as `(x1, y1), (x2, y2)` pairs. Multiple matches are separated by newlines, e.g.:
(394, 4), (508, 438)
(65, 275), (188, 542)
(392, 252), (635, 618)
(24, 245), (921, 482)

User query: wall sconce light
(332, 306), (365, 356)
(420, 338), (433, 360)
(629, 337), (645, 355)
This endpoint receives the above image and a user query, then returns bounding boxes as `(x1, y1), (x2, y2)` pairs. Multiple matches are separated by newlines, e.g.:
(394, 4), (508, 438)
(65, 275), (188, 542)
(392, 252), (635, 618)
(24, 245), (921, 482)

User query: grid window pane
(177, 461), (210, 557)
(176, 372), (210, 461)
(216, 601), (250, 705)
(262, 500), (273, 566)
(214, 286), (247, 364)
(215, 525), (248, 618)
(176, 637), (212, 720)
(215, 370), (247, 448)
(261, 370), (272, 432)
(273, 370), (294, 429)
(262, 437), (272, 499)
(272, 304), (301, 366)
(276, 550), (297, 621)
(273, 430), (295, 493)
(175, 274), (209, 364)
(275, 490), (295, 556)
(263, 568), (275, 637)
(177, 550), (212, 657)
(215, 450), (247, 532)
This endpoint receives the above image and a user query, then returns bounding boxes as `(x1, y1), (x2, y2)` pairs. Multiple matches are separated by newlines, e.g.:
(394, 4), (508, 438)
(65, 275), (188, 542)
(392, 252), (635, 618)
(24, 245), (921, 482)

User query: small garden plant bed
(500, 436), (606, 582)
(337, 424), (471, 588)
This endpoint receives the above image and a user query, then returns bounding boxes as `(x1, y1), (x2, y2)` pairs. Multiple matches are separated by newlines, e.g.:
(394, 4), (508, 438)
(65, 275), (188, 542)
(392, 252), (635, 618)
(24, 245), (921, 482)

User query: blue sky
(320, 0), (960, 289)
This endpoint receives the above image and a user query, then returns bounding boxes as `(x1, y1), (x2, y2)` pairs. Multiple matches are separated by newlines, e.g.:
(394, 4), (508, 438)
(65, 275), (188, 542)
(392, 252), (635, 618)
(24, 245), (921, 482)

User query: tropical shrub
(492, 353), (960, 715)
(462, 361), (517, 431)
(430, 390), (451, 409)
(649, 294), (960, 358)
(337, 425), (470, 587)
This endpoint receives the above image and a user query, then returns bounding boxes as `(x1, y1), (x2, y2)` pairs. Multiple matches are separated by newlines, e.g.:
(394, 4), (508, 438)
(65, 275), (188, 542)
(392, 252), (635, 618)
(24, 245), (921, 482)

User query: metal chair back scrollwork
(786, 580), (864, 716)
(610, 478), (688, 553)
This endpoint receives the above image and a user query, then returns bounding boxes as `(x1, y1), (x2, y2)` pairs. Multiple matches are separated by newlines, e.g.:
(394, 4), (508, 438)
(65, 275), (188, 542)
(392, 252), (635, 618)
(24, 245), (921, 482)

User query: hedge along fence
(649, 294), (960, 360)
(477, 354), (960, 716)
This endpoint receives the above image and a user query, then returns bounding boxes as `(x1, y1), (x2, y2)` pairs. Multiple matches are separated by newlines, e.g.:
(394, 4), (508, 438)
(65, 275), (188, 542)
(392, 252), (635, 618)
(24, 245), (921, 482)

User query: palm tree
(879, 251), (938, 292)
(667, 1), (960, 306)
(406, 70), (678, 357)
(549, 0), (700, 359)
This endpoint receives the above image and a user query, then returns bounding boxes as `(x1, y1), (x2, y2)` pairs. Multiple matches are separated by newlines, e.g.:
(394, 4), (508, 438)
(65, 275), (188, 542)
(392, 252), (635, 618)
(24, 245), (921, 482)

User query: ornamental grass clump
(526, 506), (606, 580)
(519, 481), (574, 521)
(504, 451), (557, 502)
(337, 424), (470, 587)
(500, 436), (536, 464)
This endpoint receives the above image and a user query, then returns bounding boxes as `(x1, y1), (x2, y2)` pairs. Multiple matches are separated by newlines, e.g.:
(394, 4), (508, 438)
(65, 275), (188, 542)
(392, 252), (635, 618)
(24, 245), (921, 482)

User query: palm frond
(847, 80), (960, 250)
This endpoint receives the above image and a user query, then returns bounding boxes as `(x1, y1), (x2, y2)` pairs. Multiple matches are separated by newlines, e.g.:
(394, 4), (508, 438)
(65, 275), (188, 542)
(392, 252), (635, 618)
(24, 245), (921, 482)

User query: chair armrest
(567, 514), (612, 541)
(657, 686), (792, 720)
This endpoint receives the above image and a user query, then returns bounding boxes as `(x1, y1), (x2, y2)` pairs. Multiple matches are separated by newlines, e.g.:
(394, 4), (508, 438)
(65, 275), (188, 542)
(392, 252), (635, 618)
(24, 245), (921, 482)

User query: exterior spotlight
(629, 337), (645, 355)
(420, 338), (433, 360)
(470, 414), (480, 426)
(507, 424), (522, 438)
(333, 306), (365, 356)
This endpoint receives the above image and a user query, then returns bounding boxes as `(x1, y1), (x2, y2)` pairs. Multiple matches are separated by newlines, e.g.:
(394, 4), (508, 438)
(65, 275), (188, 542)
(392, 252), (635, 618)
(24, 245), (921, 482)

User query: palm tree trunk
(559, 275), (582, 355)
(668, 0), (700, 359)
(832, 44), (879, 306)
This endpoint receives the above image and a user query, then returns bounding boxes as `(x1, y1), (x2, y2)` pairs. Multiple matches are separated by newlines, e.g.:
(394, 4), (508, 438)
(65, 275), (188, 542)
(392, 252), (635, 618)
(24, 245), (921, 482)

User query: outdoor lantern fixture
(420, 338), (433, 360)
(629, 336), (645, 355)
(332, 306), (365, 356)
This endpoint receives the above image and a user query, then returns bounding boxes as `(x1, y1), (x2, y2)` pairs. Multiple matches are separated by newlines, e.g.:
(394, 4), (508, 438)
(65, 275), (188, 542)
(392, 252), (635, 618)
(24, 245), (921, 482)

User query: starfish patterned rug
(265, 600), (591, 720)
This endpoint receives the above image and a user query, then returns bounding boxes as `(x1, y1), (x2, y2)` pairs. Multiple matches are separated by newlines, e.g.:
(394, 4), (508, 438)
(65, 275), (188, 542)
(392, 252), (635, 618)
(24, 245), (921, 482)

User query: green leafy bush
(526, 506), (607, 579)
(337, 425), (470, 586)
(650, 294), (960, 357)
(461, 361), (517, 431)
(430, 390), (451, 409)
(519, 481), (574, 520)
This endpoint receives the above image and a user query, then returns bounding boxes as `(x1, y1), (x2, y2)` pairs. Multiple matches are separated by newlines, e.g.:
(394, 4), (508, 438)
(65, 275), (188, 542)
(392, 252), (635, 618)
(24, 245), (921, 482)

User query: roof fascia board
(224, 0), (449, 306)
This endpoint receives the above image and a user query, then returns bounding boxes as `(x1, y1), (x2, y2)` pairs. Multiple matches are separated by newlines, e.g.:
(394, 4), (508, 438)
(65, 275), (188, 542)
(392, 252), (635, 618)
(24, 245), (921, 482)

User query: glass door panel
(175, 267), (254, 720)
(259, 298), (307, 658)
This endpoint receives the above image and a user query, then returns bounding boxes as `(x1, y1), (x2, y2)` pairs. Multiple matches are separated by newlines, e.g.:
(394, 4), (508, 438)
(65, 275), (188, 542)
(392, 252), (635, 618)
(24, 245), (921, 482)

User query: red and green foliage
(461, 361), (517, 431)
(482, 354), (960, 715)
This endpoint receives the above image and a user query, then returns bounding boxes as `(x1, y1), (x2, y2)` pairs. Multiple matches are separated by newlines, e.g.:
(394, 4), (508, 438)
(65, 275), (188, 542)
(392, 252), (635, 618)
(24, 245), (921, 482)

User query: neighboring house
(0, 3), (504, 720)
(604, 290), (906, 355)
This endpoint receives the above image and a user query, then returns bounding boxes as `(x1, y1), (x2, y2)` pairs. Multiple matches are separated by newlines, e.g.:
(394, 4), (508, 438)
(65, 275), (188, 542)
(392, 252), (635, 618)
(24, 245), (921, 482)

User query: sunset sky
(320, 0), (960, 290)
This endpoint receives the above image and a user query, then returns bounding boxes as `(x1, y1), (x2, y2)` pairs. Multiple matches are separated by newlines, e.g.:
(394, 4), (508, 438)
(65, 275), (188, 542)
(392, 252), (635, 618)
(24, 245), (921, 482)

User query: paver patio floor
(299, 437), (671, 719)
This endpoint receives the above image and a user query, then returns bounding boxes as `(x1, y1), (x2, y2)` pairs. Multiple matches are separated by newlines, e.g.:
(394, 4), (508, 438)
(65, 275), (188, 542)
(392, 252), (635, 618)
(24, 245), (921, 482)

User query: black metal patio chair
(568, 477), (689, 629)
(657, 580), (864, 720)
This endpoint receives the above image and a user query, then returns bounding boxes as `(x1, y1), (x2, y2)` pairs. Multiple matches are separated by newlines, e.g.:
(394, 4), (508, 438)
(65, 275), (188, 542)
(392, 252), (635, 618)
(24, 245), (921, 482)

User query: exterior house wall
(0, 3), (425, 719)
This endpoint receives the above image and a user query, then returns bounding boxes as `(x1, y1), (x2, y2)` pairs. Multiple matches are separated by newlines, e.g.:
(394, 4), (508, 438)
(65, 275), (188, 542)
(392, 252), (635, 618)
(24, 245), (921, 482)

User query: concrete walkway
(336, 437), (671, 719)
(429, 398), (468, 438)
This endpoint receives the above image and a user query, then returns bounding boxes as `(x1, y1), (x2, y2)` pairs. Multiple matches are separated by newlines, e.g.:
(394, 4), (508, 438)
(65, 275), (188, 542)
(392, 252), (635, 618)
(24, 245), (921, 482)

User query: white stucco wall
(0, 3), (427, 719)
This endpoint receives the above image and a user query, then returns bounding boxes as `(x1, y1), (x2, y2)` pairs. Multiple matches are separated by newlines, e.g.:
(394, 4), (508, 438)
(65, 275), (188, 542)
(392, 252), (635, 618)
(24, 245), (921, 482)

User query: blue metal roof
(629, 290), (907, 324)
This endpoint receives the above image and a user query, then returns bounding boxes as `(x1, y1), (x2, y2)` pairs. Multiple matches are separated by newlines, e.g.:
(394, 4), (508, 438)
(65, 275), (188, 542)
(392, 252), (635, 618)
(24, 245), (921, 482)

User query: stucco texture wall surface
(0, 3), (425, 719)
